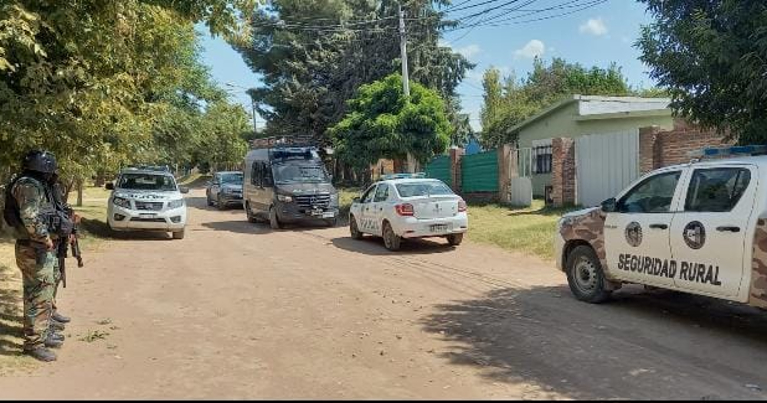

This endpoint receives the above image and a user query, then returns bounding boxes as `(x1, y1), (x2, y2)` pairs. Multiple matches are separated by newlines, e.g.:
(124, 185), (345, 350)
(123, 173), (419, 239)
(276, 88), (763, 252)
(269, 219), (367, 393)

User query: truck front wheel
(566, 245), (611, 303)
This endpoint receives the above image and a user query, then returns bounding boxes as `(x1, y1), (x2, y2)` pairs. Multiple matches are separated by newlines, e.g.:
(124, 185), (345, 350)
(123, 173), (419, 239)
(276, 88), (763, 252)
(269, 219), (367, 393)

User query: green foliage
(330, 74), (450, 168)
(637, 0), (767, 143)
(237, 0), (472, 145)
(0, 0), (257, 185)
(479, 58), (631, 147)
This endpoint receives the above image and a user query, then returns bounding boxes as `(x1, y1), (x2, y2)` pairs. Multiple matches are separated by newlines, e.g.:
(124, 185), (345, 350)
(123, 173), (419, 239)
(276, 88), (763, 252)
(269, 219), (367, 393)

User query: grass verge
(467, 200), (576, 260)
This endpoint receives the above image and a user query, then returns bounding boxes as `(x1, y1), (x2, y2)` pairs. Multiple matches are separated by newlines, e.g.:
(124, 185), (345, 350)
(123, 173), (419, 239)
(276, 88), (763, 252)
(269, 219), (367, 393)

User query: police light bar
(688, 145), (767, 159)
(381, 172), (427, 180)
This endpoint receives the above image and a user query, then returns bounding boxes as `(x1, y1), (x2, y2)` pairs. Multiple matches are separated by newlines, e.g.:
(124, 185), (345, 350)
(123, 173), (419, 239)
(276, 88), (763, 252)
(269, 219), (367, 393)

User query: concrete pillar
(449, 148), (465, 193)
(551, 138), (576, 207)
(498, 144), (512, 204)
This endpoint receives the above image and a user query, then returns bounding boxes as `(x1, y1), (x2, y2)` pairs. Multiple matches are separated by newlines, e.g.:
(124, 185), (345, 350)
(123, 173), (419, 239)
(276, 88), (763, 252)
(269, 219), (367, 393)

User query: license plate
(139, 213), (157, 218)
(430, 224), (448, 232)
(322, 212), (336, 219)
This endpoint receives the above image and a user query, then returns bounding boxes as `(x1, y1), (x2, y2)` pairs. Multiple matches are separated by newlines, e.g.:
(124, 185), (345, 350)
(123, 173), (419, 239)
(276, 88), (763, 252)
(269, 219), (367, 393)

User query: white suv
(555, 149), (767, 309)
(349, 175), (468, 251)
(106, 169), (189, 239)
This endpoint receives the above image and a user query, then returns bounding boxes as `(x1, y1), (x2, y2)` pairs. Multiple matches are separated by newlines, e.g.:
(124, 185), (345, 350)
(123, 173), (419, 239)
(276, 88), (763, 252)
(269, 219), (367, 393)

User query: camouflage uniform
(12, 176), (56, 351)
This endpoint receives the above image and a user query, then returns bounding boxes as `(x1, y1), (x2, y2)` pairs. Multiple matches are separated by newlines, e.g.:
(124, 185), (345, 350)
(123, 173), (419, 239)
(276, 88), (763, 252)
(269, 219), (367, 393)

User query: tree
(479, 58), (631, 147)
(637, 0), (767, 143)
(195, 101), (250, 171)
(0, 0), (259, 188)
(236, 0), (471, 145)
(330, 74), (450, 169)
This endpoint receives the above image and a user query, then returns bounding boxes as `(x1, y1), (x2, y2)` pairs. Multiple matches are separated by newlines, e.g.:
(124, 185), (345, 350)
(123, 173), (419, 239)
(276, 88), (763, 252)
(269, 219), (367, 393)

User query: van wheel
(382, 221), (401, 251)
(245, 202), (258, 223)
(350, 215), (363, 239)
(447, 233), (464, 246)
(206, 195), (213, 207)
(566, 245), (611, 303)
(172, 229), (185, 240)
(269, 207), (282, 230)
(217, 195), (226, 210)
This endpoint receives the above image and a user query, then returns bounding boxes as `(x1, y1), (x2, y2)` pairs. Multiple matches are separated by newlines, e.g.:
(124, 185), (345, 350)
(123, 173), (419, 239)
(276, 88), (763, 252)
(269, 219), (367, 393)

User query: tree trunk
(76, 179), (84, 207)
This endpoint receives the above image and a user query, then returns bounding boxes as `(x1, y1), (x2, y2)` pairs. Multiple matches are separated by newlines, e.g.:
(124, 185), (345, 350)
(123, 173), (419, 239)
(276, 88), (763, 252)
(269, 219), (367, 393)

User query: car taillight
(458, 200), (467, 212)
(396, 203), (414, 216)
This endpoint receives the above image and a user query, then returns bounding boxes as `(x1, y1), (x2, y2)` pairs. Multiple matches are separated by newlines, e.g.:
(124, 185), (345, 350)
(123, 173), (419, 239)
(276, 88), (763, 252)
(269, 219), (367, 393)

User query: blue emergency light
(689, 144), (767, 159)
(381, 172), (427, 180)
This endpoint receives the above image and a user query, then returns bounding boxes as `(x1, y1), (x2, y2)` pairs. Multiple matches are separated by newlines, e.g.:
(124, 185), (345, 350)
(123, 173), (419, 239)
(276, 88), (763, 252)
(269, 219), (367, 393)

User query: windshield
(118, 173), (177, 191)
(273, 163), (330, 184)
(219, 173), (243, 184)
(395, 181), (454, 197)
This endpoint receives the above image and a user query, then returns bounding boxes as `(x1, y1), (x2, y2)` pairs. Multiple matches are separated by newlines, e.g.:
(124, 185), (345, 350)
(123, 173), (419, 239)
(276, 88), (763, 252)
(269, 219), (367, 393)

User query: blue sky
(199, 0), (655, 131)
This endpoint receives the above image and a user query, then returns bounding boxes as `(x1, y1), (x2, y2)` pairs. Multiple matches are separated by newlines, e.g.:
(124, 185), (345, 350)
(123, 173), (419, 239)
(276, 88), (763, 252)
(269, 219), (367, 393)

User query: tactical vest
(3, 176), (57, 240)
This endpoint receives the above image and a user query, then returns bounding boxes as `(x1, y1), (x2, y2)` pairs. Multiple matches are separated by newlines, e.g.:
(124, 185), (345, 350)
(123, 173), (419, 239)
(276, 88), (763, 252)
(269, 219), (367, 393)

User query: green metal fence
(461, 150), (498, 193)
(425, 155), (451, 185)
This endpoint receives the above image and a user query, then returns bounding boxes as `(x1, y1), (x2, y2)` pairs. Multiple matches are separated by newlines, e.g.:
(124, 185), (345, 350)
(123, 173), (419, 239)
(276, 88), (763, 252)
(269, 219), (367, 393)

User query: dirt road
(1, 189), (767, 399)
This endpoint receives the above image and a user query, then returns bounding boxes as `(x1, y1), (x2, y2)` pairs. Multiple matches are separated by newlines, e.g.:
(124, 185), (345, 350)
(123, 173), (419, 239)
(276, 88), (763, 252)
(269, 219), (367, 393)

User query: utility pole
(398, 1), (417, 172)
(398, 2), (410, 98)
(250, 98), (258, 135)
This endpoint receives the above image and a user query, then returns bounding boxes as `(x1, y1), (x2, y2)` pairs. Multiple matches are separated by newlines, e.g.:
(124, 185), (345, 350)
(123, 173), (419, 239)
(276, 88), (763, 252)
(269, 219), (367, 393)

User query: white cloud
(514, 40), (545, 59)
(456, 44), (481, 59)
(580, 18), (608, 36)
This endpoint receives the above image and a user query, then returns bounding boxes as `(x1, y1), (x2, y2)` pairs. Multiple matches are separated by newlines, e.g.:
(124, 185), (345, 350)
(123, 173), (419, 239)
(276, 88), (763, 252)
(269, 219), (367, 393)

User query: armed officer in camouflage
(4, 151), (71, 362)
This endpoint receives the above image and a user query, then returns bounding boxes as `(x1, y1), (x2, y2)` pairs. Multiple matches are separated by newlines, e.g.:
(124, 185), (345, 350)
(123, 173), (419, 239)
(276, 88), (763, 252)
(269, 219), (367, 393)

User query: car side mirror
(105, 183), (114, 190)
(179, 186), (190, 194)
(601, 197), (617, 213)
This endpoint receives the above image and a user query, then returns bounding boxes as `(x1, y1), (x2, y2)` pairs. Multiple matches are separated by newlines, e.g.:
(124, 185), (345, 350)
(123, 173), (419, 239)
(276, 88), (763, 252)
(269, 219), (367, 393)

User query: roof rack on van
(251, 136), (316, 149)
(381, 172), (427, 180)
(688, 144), (767, 160)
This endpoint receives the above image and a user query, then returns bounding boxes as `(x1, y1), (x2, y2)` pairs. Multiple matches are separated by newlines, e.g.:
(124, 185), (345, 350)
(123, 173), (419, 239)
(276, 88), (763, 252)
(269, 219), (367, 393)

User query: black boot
(44, 335), (64, 349)
(49, 332), (65, 342)
(49, 319), (65, 332)
(52, 312), (71, 323)
(24, 347), (57, 362)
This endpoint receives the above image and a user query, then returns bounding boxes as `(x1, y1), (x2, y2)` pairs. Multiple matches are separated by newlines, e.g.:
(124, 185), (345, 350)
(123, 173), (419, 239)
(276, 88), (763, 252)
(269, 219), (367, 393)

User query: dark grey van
(243, 146), (339, 229)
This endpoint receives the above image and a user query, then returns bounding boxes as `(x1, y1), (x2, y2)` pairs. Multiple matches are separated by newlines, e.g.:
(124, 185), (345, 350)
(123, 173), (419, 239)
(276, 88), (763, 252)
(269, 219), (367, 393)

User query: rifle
(56, 205), (83, 289)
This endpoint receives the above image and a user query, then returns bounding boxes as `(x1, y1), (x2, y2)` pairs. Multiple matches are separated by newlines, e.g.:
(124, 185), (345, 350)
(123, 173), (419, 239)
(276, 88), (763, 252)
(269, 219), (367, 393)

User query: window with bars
(532, 145), (552, 174)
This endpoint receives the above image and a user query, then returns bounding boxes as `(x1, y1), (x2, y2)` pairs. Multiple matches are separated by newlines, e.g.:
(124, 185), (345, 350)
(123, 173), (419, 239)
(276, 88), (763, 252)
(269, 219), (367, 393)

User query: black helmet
(21, 150), (57, 174)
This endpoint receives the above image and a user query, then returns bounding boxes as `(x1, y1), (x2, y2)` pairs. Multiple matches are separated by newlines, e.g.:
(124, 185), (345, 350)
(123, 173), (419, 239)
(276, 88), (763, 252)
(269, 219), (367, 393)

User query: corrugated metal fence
(461, 150), (498, 193)
(425, 155), (451, 185)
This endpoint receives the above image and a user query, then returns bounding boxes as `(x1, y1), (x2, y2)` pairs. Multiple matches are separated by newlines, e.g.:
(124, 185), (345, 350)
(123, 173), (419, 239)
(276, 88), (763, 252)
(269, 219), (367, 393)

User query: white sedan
(349, 176), (468, 251)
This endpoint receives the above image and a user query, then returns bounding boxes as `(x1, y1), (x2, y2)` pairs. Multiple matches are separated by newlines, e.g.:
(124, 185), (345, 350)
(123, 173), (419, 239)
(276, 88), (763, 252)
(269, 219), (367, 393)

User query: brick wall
(450, 148), (465, 191)
(551, 138), (576, 206)
(639, 119), (733, 173)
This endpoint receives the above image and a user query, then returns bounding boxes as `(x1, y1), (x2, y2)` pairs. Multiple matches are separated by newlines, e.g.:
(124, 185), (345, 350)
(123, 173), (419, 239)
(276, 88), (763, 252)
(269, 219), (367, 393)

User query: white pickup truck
(555, 149), (767, 309)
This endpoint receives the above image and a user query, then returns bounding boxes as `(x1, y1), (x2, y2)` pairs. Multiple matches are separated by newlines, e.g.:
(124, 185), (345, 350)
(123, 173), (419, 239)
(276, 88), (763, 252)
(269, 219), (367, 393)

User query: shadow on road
(331, 236), (457, 256)
(420, 284), (767, 399)
(0, 264), (24, 359)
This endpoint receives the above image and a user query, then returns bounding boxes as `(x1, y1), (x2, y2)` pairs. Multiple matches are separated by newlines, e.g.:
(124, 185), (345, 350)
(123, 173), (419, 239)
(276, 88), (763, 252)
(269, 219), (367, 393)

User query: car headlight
(169, 199), (185, 209)
(277, 194), (293, 202)
(113, 196), (131, 209)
